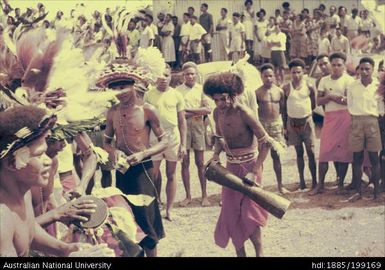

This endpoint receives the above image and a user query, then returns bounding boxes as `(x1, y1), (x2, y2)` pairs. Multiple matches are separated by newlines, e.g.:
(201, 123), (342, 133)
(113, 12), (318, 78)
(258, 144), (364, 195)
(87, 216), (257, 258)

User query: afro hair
(203, 72), (244, 99)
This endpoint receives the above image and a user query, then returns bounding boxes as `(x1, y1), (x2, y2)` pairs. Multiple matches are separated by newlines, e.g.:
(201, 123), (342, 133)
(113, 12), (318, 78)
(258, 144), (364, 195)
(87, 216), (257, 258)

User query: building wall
(153, 0), (362, 24)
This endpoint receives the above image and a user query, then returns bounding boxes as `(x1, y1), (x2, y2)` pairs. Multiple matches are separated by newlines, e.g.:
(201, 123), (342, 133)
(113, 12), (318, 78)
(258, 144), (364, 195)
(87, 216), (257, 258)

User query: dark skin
(313, 58), (349, 195)
(210, 93), (269, 257)
(256, 68), (288, 194)
(350, 62), (380, 201)
(315, 57), (340, 184)
(0, 134), (112, 257)
(32, 139), (97, 227)
(179, 67), (211, 207)
(104, 86), (169, 257)
(104, 87), (168, 165)
(282, 66), (317, 190)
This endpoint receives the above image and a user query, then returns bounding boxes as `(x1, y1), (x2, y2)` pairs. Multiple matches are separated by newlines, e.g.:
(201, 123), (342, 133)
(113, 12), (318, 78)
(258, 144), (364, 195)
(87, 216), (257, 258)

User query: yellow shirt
(144, 86), (185, 129)
(176, 83), (208, 109)
(127, 29), (140, 47)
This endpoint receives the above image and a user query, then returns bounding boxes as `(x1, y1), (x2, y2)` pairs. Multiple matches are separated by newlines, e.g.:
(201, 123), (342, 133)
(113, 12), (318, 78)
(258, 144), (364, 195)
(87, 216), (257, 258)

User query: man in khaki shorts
(176, 62), (212, 207)
(347, 57), (381, 200)
(144, 65), (187, 221)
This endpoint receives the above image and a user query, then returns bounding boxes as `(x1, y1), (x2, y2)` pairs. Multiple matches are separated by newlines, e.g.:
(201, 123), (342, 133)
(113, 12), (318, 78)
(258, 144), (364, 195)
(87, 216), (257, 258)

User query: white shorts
(151, 127), (181, 162)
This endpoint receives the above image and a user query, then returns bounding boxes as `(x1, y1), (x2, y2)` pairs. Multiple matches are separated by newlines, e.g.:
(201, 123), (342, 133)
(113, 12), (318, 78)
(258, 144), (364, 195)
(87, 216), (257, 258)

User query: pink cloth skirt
(319, 110), (353, 163)
(214, 158), (268, 250)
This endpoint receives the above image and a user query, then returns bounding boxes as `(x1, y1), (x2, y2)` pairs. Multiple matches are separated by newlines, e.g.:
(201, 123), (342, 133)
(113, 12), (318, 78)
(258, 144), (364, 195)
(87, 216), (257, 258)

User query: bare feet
(335, 187), (349, 195)
(278, 187), (290, 195)
(299, 182), (307, 190)
(179, 198), (192, 207)
(201, 197), (211, 207)
(308, 187), (324, 196)
(164, 211), (173, 222)
(344, 183), (356, 191)
(341, 192), (361, 203)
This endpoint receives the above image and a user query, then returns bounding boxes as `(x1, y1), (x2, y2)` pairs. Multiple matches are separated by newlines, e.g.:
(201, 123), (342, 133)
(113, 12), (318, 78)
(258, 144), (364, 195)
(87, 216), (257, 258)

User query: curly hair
(203, 72), (244, 99)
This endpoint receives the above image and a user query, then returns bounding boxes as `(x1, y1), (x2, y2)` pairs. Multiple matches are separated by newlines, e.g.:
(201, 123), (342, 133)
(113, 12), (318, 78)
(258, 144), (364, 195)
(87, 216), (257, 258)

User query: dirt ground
(154, 124), (385, 257)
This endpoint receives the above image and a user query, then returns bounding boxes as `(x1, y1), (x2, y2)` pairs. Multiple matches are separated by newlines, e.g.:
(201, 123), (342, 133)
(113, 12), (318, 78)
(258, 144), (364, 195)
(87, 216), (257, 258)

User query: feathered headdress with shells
(95, 47), (166, 88)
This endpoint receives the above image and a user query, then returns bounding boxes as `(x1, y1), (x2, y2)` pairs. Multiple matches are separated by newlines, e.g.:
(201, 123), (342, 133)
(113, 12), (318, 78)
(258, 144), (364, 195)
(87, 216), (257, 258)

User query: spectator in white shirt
(359, 10), (375, 37)
(347, 57), (381, 201)
(188, 15), (206, 64)
(180, 13), (192, 65)
(346, 8), (361, 40)
(331, 27), (350, 54)
(139, 17), (155, 49)
(176, 62), (212, 207)
(318, 27), (331, 55)
(229, 12), (245, 64)
(267, 23), (286, 85)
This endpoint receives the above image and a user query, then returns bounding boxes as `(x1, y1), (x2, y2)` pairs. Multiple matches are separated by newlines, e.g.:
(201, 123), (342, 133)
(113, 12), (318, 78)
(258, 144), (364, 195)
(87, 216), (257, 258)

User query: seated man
(0, 106), (113, 257)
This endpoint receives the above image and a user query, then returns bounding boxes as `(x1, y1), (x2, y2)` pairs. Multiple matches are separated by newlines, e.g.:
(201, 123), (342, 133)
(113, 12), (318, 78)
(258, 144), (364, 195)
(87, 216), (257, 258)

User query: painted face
(14, 132), (52, 187)
(331, 58), (345, 77)
(212, 93), (232, 111)
(183, 67), (197, 86)
(290, 66), (303, 82)
(114, 85), (136, 102)
(156, 68), (171, 92)
(359, 62), (373, 80)
(262, 68), (274, 86)
(317, 57), (331, 75)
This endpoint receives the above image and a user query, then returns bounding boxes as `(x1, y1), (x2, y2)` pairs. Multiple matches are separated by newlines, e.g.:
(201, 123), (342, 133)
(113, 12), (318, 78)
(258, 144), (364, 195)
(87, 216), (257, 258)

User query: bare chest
(112, 107), (150, 152)
(12, 206), (35, 256)
(218, 113), (252, 148)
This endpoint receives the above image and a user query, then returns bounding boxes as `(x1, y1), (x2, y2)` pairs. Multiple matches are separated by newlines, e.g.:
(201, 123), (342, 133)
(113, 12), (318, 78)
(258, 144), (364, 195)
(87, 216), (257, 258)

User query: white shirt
(346, 16), (362, 31)
(229, 22), (245, 40)
(318, 37), (331, 55)
(139, 25), (155, 48)
(216, 17), (232, 33)
(144, 86), (185, 129)
(360, 18), (375, 32)
(180, 21), (192, 37)
(189, 23), (206, 40)
(176, 83), (208, 109)
(150, 23), (158, 36)
(269, 32), (286, 51)
(347, 79), (380, 117)
(318, 73), (355, 112)
(325, 14), (340, 27)
(331, 35), (350, 53)
(287, 82), (312, 118)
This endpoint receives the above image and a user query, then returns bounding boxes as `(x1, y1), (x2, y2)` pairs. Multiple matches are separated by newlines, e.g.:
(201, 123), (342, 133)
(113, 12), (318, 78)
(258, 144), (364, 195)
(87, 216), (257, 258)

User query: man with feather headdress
(98, 47), (172, 257)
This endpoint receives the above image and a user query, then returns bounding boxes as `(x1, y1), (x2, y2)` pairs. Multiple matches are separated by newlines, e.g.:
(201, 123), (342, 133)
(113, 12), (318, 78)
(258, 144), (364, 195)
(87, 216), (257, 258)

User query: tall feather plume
(133, 47), (166, 84)
(0, 44), (24, 88)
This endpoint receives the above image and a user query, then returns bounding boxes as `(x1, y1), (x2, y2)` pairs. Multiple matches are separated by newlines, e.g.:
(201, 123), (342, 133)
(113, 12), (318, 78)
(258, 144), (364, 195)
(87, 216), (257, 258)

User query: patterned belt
(226, 152), (257, 164)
